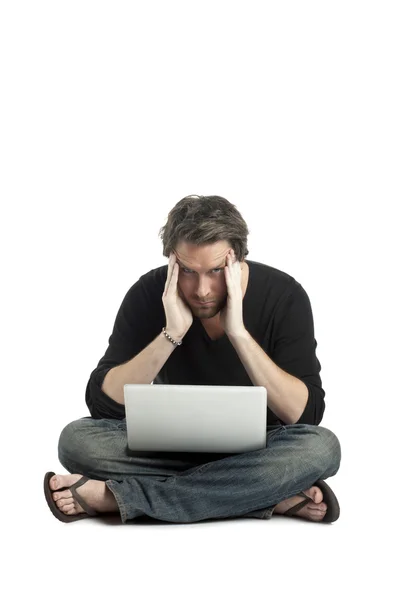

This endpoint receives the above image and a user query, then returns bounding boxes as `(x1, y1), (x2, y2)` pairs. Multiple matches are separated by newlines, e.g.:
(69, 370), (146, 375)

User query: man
(44, 194), (341, 524)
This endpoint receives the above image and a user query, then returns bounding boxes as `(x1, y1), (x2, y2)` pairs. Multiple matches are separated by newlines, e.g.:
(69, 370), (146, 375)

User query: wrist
(162, 327), (184, 345)
(227, 327), (248, 340)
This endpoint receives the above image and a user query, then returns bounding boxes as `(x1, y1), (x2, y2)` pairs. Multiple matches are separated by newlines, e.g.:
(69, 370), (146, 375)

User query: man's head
(159, 195), (249, 319)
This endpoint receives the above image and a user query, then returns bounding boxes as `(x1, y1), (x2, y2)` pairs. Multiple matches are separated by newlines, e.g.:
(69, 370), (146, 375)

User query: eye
(181, 268), (223, 274)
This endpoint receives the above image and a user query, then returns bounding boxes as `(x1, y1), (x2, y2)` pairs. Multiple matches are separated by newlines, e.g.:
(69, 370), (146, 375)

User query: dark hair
(158, 195), (250, 262)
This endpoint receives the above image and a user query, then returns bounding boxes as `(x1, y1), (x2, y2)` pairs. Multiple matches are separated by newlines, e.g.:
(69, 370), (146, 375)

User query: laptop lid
(124, 384), (267, 453)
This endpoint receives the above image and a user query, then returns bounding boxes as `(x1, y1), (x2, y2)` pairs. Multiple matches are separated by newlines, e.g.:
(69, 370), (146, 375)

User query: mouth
(195, 301), (215, 306)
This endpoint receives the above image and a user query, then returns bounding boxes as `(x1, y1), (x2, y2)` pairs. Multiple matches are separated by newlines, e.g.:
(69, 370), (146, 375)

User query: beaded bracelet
(162, 327), (183, 346)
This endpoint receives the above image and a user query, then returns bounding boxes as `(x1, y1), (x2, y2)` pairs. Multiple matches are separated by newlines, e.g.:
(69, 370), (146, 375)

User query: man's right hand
(162, 253), (193, 341)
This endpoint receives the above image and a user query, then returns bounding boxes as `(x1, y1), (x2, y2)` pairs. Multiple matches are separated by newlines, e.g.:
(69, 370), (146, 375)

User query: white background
(1, 1), (398, 599)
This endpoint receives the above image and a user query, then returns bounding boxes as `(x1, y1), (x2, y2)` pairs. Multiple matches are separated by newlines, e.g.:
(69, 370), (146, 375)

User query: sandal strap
(69, 476), (99, 517)
(283, 491), (312, 517)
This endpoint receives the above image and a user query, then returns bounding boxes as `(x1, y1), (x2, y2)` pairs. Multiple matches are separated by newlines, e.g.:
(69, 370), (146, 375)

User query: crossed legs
(52, 417), (341, 523)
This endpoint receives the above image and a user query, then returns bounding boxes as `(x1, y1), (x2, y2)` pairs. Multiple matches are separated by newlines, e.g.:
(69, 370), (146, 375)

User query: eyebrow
(176, 259), (226, 272)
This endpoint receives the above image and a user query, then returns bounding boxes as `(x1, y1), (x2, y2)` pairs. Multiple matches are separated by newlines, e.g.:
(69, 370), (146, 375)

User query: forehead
(174, 241), (230, 270)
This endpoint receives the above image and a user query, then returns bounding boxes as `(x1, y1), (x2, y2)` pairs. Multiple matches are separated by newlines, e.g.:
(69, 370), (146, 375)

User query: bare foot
(49, 473), (118, 517)
(273, 486), (328, 521)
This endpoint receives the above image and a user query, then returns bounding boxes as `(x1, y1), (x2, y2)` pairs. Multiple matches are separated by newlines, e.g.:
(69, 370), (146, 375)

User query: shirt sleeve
(85, 276), (164, 420)
(269, 281), (326, 425)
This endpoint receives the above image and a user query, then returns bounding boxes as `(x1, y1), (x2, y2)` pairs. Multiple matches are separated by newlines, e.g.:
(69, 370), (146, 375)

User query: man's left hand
(220, 249), (246, 337)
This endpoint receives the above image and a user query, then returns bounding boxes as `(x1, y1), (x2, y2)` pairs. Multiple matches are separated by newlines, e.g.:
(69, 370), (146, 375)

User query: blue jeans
(57, 417), (341, 524)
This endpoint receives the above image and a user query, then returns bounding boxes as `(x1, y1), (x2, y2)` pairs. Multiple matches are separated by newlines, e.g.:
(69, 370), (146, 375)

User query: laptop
(124, 384), (267, 453)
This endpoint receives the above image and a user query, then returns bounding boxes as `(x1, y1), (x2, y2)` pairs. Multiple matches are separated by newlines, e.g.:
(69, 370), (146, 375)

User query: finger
(224, 264), (231, 287)
(164, 262), (175, 295)
(166, 262), (179, 296)
(164, 253), (176, 293)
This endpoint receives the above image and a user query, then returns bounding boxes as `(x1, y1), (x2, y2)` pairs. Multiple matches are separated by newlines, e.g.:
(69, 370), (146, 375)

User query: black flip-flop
(282, 479), (340, 523)
(44, 471), (100, 523)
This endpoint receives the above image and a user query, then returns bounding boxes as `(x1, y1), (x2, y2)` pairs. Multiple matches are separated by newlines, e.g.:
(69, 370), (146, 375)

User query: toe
(53, 489), (71, 501)
(56, 498), (69, 509)
(58, 499), (78, 514)
(309, 506), (326, 514)
(64, 506), (77, 515)
(311, 501), (327, 512)
(56, 493), (84, 514)
(49, 476), (58, 490)
(50, 474), (69, 491)
(50, 473), (85, 494)
(309, 486), (323, 503)
(57, 499), (75, 513)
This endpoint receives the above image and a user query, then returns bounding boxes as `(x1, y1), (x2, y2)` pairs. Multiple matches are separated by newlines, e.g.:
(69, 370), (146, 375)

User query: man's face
(173, 240), (236, 320)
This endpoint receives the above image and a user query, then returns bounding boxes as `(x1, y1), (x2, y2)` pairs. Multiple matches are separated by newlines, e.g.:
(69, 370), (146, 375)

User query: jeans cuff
(105, 480), (127, 523)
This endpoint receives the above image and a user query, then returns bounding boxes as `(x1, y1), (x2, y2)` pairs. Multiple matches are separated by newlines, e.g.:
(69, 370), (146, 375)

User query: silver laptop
(124, 384), (267, 453)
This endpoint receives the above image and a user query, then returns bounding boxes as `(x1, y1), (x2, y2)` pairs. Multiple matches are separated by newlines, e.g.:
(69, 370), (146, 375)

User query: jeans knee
(301, 425), (341, 478)
(57, 419), (89, 467)
(314, 426), (341, 476)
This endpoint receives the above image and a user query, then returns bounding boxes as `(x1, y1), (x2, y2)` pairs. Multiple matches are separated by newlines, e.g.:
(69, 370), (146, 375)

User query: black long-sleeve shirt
(85, 259), (326, 426)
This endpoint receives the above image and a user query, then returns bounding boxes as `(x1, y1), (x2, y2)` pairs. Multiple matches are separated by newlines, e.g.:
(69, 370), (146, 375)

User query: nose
(196, 276), (212, 300)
